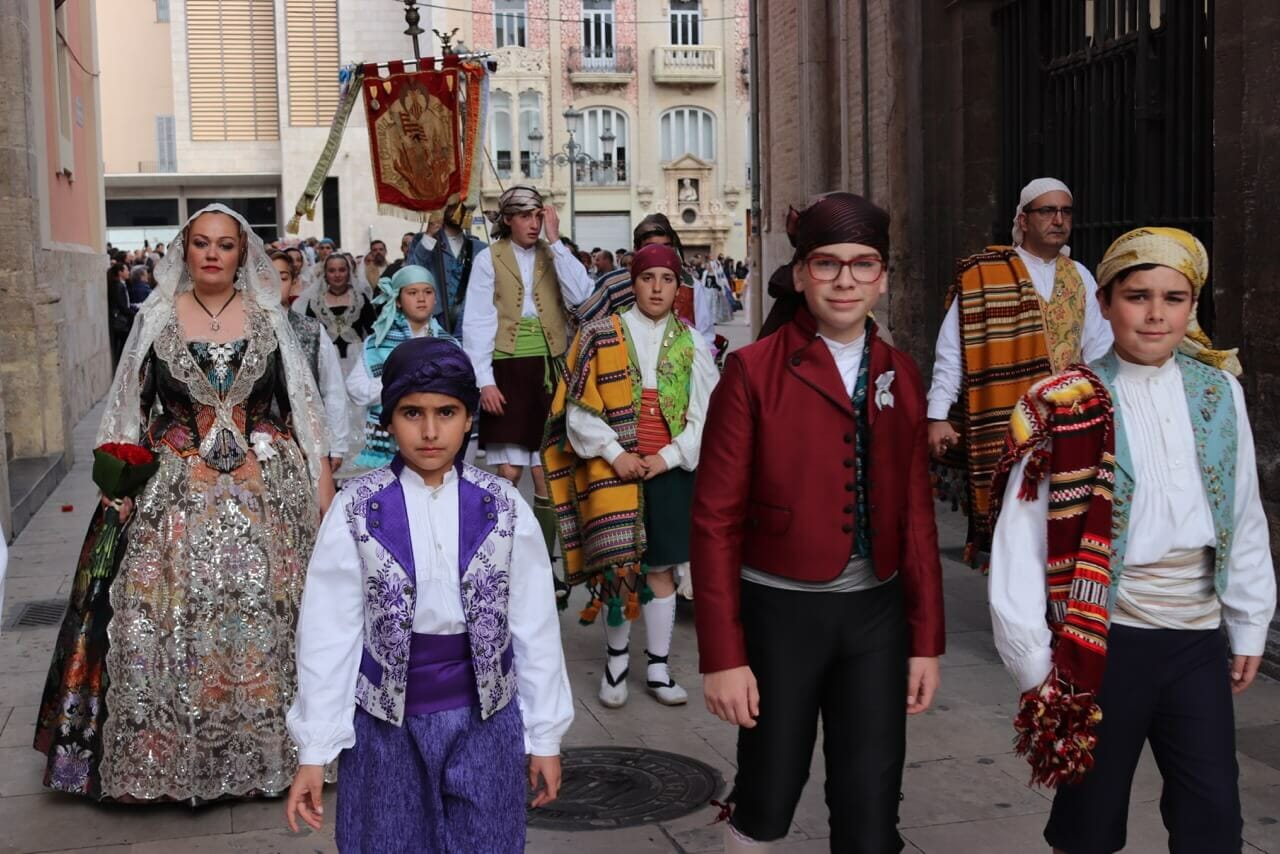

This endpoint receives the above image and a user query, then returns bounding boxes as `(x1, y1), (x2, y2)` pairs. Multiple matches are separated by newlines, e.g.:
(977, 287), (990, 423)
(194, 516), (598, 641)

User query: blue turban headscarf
(380, 337), (480, 458)
(372, 264), (442, 346)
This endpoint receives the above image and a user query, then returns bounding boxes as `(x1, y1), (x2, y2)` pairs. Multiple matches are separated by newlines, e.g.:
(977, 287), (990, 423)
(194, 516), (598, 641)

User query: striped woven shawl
(948, 248), (1053, 556)
(990, 367), (1116, 693)
(541, 314), (648, 625)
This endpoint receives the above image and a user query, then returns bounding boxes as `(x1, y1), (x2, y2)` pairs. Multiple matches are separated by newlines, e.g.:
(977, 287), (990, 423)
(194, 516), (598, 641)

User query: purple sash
(402, 632), (515, 716)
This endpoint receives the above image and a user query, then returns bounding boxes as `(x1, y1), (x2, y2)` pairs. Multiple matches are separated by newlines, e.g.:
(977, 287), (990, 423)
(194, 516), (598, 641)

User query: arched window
(577, 106), (628, 184)
(660, 107), (716, 161)
(518, 91), (542, 179)
(491, 90), (513, 178)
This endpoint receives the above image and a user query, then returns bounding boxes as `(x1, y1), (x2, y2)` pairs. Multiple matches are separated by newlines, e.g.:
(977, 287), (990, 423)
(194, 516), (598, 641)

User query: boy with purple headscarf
(285, 337), (573, 852)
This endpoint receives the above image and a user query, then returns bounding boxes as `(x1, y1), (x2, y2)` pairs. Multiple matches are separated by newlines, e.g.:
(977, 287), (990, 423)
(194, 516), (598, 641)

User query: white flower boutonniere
(874, 371), (896, 410)
(250, 431), (277, 461)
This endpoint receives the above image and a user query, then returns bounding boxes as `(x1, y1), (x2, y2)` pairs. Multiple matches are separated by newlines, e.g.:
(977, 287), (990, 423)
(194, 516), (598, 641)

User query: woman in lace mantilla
(34, 204), (332, 802)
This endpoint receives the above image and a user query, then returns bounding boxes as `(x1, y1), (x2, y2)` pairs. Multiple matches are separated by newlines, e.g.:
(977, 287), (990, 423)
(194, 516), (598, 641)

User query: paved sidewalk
(2, 316), (1279, 853)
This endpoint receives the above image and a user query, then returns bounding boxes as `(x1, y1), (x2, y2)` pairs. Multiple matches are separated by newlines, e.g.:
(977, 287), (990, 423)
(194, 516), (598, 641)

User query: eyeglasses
(1024, 205), (1074, 219)
(803, 254), (885, 284)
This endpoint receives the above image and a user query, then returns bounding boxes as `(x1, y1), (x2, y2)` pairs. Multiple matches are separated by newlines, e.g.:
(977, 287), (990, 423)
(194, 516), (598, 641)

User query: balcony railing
(574, 159), (628, 186)
(651, 45), (722, 85)
(566, 45), (635, 81)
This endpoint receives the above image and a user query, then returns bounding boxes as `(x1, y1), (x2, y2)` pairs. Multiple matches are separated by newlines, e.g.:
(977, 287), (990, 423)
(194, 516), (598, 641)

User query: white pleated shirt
(988, 353), (1276, 692)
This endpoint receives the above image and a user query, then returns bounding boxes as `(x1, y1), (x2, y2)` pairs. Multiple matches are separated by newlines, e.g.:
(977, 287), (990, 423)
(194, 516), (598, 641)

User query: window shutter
(156, 115), (177, 171)
(286, 0), (340, 126)
(187, 0), (280, 141)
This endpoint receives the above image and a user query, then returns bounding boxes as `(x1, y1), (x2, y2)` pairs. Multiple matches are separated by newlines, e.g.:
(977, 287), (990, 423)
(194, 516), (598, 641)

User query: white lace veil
(96, 203), (331, 483)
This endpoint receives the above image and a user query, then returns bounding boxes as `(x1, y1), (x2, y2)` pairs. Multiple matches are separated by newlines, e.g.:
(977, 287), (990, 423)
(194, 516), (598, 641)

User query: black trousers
(731, 577), (907, 854)
(1045, 626), (1242, 854)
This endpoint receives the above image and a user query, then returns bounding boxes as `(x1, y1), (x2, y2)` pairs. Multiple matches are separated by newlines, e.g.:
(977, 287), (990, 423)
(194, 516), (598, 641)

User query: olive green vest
(491, 239), (569, 356)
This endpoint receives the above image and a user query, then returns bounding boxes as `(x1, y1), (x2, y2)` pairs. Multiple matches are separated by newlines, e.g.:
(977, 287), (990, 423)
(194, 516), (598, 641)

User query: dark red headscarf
(759, 192), (891, 339)
(629, 243), (683, 282)
(786, 191), (890, 262)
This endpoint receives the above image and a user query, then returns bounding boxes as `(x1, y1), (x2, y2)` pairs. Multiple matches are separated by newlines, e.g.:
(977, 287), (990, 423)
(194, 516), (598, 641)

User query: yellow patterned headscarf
(1096, 227), (1241, 376)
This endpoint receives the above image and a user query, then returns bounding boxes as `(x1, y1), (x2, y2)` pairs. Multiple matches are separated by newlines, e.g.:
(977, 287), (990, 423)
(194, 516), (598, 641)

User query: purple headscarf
(379, 337), (480, 435)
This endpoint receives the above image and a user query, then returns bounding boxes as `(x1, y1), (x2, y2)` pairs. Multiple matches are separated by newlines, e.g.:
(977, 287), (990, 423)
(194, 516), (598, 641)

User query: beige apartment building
(430, 0), (750, 258)
(98, 1), (749, 260)
(99, 0), (435, 251)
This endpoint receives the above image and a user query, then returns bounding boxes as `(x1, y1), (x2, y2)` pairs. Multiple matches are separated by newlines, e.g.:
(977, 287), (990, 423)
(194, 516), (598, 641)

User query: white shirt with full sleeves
(461, 240), (596, 389)
(988, 354), (1277, 693)
(565, 310), (719, 471)
(286, 465), (575, 765)
(927, 246), (1114, 421)
(344, 325), (433, 408)
(315, 330), (350, 457)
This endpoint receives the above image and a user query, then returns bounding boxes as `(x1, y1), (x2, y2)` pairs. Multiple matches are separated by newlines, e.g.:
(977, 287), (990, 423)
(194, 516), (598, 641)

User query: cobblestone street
(3, 321), (1279, 854)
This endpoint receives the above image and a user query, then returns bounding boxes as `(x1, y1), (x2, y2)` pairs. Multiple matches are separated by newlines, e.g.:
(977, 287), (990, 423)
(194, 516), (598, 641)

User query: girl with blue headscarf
(346, 264), (458, 471)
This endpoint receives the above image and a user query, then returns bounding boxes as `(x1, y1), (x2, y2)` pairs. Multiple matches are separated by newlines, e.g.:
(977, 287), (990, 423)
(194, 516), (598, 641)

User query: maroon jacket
(690, 306), (946, 673)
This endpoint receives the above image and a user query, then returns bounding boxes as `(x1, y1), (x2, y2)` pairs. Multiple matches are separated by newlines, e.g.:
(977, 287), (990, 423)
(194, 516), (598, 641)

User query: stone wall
(1212, 0), (1280, 673)
(0, 1), (110, 536)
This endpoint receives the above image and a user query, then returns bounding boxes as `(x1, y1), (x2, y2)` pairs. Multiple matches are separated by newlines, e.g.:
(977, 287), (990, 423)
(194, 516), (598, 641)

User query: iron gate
(995, 0), (1215, 329)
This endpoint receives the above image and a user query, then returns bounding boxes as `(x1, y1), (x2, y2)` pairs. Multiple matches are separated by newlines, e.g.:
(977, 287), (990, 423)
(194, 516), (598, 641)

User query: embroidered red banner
(362, 60), (463, 216)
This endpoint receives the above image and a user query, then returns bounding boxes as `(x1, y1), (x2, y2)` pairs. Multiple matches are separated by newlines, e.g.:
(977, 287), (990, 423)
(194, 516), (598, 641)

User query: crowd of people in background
(56, 175), (1277, 853)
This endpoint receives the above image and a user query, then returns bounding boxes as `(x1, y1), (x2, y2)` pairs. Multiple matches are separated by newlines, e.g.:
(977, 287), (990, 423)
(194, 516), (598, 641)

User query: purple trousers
(335, 702), (526, 853)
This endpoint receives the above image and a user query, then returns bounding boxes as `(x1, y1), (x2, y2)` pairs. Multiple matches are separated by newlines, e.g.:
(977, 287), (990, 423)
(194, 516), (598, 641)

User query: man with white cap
(926, 177), (1112, 561)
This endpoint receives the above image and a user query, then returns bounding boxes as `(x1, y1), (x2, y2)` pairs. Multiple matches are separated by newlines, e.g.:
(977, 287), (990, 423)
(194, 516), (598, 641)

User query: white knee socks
(643, 592), (677, 685)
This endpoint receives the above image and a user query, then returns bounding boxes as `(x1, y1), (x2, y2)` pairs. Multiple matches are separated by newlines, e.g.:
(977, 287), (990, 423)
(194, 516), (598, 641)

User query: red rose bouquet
(87, 442), (160, 578)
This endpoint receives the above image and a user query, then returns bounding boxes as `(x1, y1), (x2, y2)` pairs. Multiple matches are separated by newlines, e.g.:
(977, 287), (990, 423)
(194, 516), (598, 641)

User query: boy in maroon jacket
(691, 193), (945, 853)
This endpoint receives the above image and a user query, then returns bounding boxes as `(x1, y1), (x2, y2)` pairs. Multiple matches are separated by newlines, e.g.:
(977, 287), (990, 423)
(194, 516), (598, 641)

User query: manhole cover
(527, 746), (723, 831)
(4, 598), (67, 630)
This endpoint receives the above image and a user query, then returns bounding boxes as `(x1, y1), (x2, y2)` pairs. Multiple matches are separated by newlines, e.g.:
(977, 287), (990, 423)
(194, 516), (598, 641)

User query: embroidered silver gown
(36, 307), (319, 801)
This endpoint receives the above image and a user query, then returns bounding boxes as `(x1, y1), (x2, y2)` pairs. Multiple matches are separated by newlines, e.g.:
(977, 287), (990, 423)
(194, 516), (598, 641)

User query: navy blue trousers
(1045, 625), (1242, 854)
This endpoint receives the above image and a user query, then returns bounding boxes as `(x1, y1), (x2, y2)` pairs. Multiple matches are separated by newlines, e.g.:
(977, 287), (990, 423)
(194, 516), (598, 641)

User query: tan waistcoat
(491, 238), (569, 356)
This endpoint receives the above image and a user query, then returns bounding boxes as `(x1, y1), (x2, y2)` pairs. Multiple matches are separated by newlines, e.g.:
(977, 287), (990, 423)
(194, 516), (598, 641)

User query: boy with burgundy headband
(544, 243), (719, 708)
(692, 192), (945, 852)
(285, 337), (573, 852)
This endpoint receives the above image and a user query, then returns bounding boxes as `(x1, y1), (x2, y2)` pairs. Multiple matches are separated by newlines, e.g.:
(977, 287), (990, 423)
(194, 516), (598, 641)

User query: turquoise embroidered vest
(1090, 350), (1238, 600)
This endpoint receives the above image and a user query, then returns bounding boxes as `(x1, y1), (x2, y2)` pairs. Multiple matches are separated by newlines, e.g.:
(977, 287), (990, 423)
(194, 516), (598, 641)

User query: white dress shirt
(819, 332), (866, 397)
(566, 309), (720, 471)
(344, 324), (435, 408)
(315, 330), (350, 457)
(927, 246), (1114, 420)
(286, 466), (575, 764)
(988, 353), (1277, 692)
(461, 240), (595, 388)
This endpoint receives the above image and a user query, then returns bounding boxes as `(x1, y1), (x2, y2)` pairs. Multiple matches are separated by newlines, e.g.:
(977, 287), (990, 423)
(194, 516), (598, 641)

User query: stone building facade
(437, 0), (751, 259)
(0, 0), (110, 538)
(99, 0), (432, 252)
(754, 0), (1280, 670)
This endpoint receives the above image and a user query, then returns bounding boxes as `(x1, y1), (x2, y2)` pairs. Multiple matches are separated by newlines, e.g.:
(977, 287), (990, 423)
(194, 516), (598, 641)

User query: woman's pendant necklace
(192, 289), (238, 332)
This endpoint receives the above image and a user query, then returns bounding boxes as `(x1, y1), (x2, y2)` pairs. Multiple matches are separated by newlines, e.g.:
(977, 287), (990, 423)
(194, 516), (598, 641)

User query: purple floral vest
(341, 459), (519, 725)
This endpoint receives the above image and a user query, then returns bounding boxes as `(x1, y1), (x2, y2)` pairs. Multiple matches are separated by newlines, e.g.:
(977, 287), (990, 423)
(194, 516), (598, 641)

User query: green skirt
(642, 466), (696, 567)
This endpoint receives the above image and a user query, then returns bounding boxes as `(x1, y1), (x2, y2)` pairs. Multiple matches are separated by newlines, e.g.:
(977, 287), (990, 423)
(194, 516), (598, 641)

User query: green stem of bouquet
(87, 506), (122, 579)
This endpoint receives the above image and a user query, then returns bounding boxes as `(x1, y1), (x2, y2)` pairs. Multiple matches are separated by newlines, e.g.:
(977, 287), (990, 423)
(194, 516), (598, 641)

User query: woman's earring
(235, 266), (247, 292)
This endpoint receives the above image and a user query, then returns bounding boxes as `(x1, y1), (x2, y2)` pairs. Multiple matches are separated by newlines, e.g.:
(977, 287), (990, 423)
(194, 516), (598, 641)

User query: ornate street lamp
(526, 107), (613, 239)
